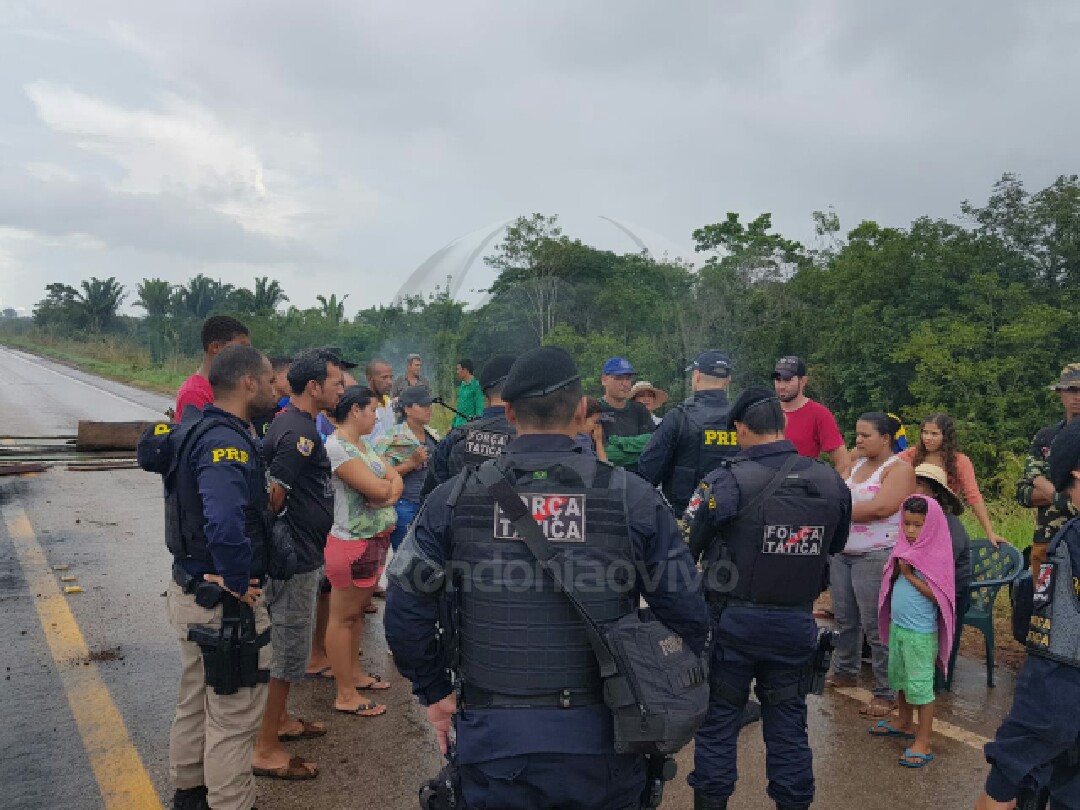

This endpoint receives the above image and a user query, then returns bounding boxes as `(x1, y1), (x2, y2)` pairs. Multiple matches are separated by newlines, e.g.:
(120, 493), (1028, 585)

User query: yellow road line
(3, 505), (164, 810)
(833, 685), (991, 749)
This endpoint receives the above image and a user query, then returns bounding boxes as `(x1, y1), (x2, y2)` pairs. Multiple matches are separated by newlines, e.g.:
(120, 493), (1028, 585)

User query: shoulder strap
(474, 462), (619, 679)
(734, 453), (801, 518)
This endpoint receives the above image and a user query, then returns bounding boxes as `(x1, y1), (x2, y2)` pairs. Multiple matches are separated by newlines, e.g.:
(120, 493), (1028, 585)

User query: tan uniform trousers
(167, 580), (271, 810)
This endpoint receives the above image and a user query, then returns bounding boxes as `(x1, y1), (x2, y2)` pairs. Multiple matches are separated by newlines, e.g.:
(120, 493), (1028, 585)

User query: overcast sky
(2, 1), (1078, 314)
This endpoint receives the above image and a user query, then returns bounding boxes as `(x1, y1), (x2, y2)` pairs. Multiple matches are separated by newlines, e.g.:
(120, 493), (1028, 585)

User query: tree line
(10, 172), (1080, 492)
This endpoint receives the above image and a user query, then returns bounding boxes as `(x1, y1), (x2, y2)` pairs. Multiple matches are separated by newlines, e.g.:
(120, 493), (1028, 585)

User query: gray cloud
(1, 0), (1079, 312)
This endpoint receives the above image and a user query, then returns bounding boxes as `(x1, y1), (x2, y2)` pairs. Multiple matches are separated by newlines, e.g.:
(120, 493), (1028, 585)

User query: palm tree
(135, 279), (173, 316)
(252, 276), (289, 315)
(75, 277), (126, 331)
(173, 275), (234, 318)
(316, 293), (349, 324)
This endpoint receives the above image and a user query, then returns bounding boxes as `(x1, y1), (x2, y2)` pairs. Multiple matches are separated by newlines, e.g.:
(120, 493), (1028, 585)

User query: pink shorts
(325, 531), (393, 590)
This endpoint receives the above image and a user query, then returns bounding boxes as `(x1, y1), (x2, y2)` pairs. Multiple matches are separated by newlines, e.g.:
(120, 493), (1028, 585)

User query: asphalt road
(0, 345), (1013, 809)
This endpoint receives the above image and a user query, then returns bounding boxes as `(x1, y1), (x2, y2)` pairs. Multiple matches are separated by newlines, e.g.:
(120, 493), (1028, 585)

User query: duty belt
(706, 594), (813, 612)
(172, 562), (265, 593)
(461, 683), (604, 710)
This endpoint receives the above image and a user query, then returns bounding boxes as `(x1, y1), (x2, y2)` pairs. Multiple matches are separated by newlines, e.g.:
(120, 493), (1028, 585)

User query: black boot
(694, 791), (728, 809)
(172, 786), (210, 810)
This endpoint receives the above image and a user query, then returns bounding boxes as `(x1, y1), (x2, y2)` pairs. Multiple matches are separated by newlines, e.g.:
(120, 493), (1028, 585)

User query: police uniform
(138, 405), (272, 810)
(420, 355), (518, 498)
(637, 351), (738, 514)
(983, 517), (1080, 807)
(385, 348), (710, 810)
(684, 390), (851, 810)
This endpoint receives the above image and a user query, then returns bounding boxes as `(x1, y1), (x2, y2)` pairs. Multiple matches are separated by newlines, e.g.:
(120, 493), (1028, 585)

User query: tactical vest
(1027, 526), (1080, 668)
(165, 417), (270, 579)
(705, 455), (842, 607)
(448, 452), (636, 705)
(665, 394), (738, 512)
(448, 411), (515, 477)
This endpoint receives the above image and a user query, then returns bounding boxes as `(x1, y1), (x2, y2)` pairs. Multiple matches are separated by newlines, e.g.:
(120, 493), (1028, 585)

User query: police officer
(637, 350), (739, 515)
(138, 345), (279, 810)
(385, 347), (710, 810)
(1016, 363), (1080, 575)
(420, 353), (517, 497)
(685, 387), (851, 810)
(976, 419), (1080, 810)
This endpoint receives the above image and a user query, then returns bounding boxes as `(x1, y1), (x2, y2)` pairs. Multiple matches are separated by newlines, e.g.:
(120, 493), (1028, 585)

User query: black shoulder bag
(474, 462), (709, 756)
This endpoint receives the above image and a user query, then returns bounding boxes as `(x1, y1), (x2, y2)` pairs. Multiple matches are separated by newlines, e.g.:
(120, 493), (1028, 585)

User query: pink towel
(877, 495), (957, 675)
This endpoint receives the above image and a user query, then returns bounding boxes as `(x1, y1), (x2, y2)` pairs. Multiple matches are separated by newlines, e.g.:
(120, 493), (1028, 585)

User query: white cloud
(24, 82), (306, 236)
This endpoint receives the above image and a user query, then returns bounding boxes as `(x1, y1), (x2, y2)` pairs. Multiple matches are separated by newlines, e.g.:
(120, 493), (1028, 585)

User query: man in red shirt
(175, 316), (251, 417)
(773, 355), (851, 478)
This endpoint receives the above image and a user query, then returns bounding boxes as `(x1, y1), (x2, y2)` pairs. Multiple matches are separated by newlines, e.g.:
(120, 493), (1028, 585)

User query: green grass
(0, 333), (193, 397)
(959, 498), (1034, 551)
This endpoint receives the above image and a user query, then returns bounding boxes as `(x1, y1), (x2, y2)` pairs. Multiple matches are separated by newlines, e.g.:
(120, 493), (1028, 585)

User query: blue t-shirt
(891, 569), (938, 633)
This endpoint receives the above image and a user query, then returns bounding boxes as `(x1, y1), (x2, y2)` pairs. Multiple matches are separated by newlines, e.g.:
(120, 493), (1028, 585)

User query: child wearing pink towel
(871, 495), (956, 768)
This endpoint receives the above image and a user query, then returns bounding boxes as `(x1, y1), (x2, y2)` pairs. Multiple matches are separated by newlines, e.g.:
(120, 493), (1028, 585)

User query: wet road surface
(0, 346), (1011, 809)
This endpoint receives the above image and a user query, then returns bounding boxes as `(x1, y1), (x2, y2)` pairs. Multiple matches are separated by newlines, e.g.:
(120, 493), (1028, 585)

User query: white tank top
(844, 455), (903, 554)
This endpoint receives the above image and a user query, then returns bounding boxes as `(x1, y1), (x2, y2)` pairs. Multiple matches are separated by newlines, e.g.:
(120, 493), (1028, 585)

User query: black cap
(399, 385), (434, 407)
(730, 386), (780, 424)
(686, 350), (731, 378)
(502, 347), (581, 402)
(478, 354), (517, 392)
(320, 346), (359, 370)
(773, 355), (807, 379)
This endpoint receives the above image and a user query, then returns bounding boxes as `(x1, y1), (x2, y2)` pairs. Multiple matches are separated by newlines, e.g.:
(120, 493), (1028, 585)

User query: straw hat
(630, 380), (669, 407)
(913, 463), (963, 514)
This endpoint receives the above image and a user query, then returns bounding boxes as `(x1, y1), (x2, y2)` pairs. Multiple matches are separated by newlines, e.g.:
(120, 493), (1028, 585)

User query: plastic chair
(945, 539), (1024, 689)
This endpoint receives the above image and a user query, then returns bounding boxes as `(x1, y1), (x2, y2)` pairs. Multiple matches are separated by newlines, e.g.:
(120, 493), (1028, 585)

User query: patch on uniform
(702, 429), (737, 447)
(761, 524), (824, 555)
(1033, 562), (1055, 609)
(211, 447), (249, 464)
(297, 436), (315, 457)
(464, 429), (510, 460)
(153, 423), (171, 435)
(494, 494), (585, 542)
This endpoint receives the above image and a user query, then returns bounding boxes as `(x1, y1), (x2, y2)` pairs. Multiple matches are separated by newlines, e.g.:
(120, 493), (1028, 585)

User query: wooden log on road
(75, 421), (156, 451)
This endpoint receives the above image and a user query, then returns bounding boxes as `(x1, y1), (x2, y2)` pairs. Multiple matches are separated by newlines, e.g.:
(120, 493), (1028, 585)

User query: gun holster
(803, 628), (837, 697)
(418, 745), (461, 810)
(187, 594), (270, 695)
(640, 755), (677, 809)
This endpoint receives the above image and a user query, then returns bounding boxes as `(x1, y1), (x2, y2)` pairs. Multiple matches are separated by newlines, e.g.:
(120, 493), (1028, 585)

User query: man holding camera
(138, 345), (279, 810)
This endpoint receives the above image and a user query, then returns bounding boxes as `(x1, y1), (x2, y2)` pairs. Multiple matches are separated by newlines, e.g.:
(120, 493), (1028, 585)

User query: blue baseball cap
(686, 350), (732, 378)
(602, 357), (637, 376)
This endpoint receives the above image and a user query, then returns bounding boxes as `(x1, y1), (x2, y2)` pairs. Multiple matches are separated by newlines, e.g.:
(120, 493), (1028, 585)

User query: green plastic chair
(946, 539), (1024, 689)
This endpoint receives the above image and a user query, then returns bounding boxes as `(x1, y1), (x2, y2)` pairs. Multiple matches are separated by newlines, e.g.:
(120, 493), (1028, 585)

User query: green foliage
(13, 172), (1080, 504)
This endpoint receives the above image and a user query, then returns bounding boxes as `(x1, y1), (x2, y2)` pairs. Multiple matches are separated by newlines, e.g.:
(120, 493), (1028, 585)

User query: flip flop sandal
(898, 748), (935, 768)
(357, 675), (391, 691)
(278, 719), (327, 741)
(336, 701), (386, 717)
(364, 604), (379, 614)
(253, 755), (319, 780)
(825, 675), (858, 689)
(859, 698), (897, 719)
(869, 721), (915, 740)
(373, 588), (386, 599)
(304, 666), (333, 680)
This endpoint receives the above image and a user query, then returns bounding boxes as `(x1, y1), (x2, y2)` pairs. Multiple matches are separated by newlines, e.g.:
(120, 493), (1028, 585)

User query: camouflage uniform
(1016, 363), (1080, 569)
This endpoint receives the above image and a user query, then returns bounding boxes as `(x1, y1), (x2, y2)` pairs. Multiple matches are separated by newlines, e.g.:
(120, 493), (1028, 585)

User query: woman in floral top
(324, 386), (403, 717)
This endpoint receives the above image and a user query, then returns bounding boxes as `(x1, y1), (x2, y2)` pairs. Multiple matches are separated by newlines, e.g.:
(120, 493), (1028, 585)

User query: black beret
(478, 354), (517, 391)
(1049, 419), (1080, 492)
(502, 347), (581, 402)
(730, 386), (780, 424)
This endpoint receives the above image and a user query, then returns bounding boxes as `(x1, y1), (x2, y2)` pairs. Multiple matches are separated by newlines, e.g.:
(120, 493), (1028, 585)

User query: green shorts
(888, 623), (937, 705)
